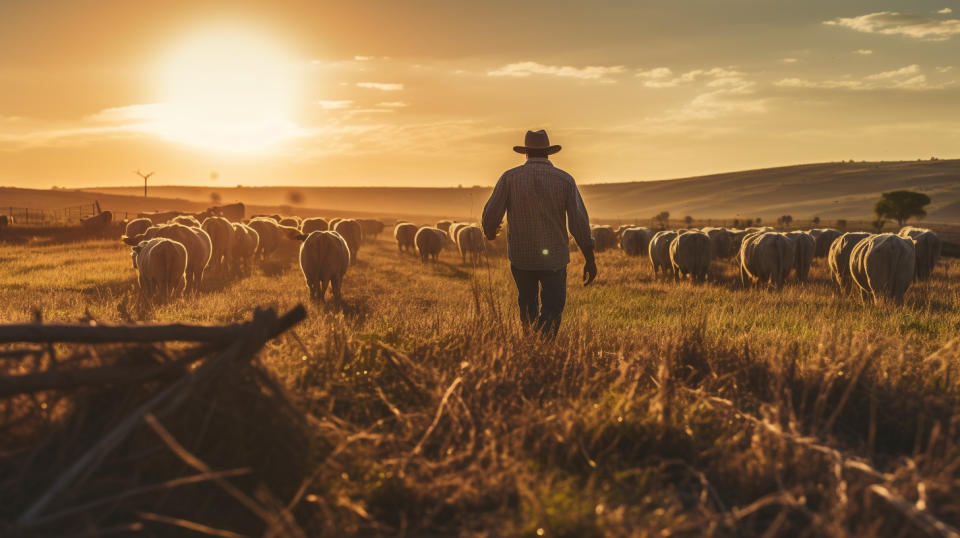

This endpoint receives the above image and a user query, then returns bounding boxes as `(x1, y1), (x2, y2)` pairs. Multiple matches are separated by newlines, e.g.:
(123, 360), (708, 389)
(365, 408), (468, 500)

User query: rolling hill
(4, 159), (959, 223)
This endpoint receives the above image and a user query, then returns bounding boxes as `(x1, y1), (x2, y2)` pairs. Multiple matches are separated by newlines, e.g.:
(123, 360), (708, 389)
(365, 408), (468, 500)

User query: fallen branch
(869, 485), (960, 538)
(0, 321), (242, 344)
(23, 468), (251, 529)
(138, 511), (248, 538)
(13, 305), (307, 528)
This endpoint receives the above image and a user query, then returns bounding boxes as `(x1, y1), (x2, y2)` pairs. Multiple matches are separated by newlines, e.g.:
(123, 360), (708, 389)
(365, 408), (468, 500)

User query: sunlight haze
(1, 0), (958, 187)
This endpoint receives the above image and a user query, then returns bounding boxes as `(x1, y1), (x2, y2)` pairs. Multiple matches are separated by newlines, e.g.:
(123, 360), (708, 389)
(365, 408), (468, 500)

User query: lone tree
(871, 218), (886, 233)
(874, 190), (931, 227)
(135, 170), (154, 198)
(683, 215), (694, 227)
(654, 211), (670, 229)
(812, 216), (821, 226)
(777, 215), (793, 229)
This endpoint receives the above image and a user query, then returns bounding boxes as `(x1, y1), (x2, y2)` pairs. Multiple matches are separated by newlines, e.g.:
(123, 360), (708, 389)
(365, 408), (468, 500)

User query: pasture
(2, 232), (960, 536)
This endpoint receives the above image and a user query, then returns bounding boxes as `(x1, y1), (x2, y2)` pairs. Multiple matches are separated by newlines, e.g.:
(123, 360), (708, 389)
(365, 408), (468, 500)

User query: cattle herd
(121, 203), (389, 304)
(116, 201), (943, 308)
(604, 223), (943, 305)
(395, 220), (492, 265)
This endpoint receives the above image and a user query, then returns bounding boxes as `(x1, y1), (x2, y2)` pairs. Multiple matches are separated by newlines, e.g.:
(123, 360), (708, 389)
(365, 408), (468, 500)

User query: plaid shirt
(482, 157), (594, 271)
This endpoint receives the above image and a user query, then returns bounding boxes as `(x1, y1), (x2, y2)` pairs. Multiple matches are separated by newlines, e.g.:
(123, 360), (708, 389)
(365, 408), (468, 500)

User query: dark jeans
(510, 266), (567, 337)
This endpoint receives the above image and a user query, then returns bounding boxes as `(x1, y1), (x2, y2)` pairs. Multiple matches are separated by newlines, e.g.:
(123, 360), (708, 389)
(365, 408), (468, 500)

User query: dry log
(0, 322), (243, 344)
(13, 304), (307, 527)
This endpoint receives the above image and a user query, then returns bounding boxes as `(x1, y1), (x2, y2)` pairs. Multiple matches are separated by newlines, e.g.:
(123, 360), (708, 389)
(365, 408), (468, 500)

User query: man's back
(482, 158), (593, 271)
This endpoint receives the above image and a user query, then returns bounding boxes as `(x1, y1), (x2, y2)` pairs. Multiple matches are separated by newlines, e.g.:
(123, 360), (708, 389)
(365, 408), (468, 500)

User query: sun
(150, 26), (302, 153)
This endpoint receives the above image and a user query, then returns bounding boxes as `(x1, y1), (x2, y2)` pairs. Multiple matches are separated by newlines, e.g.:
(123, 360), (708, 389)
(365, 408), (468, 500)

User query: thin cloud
(487, 61), (625, 82)
(937, 66), (954, 72)
(635, 66), (765, 120)
(317, 100), (354, 110)
(939, 8), (953, 14)
(376, 101), (409, 108)
(356, 82), (404, 91)
(854, 49), (874, 55)
(824, 11), (960, 41)
(775, 64), (952, 90)
(635, 66), (745, 89)
(865, 64), (921, 80)
(354, 55), (373, 61)
(780, 58), (799, 64)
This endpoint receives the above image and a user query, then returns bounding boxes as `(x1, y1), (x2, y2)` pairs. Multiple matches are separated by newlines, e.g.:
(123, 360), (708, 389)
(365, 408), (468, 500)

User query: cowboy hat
(513, 129), (561, 155)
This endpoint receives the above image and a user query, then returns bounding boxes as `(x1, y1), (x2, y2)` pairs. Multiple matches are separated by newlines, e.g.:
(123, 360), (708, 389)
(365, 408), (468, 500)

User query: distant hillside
(80, 160), (960, 223)
(0, 187), (390, 222)
(3, 160), (957, 224)
(580, 159), (960, 222)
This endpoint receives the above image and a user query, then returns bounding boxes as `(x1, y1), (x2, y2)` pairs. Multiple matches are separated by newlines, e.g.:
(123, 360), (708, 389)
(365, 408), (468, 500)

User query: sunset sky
(1, 0), (959, 188)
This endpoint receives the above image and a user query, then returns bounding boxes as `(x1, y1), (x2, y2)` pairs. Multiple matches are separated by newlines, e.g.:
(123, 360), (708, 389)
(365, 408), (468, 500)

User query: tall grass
(2, 237), (959, 535)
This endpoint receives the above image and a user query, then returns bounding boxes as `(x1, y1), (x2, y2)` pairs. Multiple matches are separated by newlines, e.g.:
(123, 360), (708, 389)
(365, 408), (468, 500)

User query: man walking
(482, 129), (597, 337)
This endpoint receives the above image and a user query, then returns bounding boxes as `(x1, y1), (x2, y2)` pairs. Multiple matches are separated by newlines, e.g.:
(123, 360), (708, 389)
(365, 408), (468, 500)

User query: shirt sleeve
(566, 179), (595, 250)
(481, 173), (508, 240)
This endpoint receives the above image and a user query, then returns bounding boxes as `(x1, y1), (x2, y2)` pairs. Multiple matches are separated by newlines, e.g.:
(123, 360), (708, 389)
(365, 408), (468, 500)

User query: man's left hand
(583, 259), (597, 286)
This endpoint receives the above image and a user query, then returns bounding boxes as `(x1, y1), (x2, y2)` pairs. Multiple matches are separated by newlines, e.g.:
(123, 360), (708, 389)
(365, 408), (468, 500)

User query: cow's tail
(775, 236), (788, 288)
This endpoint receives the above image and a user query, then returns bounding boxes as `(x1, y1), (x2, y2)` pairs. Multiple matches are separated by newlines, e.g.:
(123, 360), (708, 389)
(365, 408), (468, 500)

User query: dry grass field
(2, 229), (959, 536)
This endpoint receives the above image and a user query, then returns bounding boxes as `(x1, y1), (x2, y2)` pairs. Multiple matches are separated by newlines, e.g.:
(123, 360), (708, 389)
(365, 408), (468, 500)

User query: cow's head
(122, 233), (145, 246)
(130, 243), (144, 268)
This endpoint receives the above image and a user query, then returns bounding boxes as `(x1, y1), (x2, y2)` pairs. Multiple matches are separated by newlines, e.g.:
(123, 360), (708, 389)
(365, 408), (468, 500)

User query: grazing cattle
(328, 218), (343, 229)
(231, 223), (260, 276)
(81, 211), (112, 229)
(171, 215), (201, 228)
(124, 218), (153, 240)
(739, 232), (796, 289)
(201, 216), (235, 274)
(620, 227), (652, 256)
(669, 231), (713, 282)
(615, 224), (634, 241)
(448, 222), (470, 246)
(334, 219), (363, 262)
(898, 227), (941, 280)
(785, 231), (815, 282)
(813, 228), (842, 258)
(828, 232), (871, 290)
(702, 228), (734, 260)
(213, 202), (245, 222)
(850, 233), (916, 305)
(729, 229), (750, 256)
(649, 231), (679, 276)
(124, 223), (211, 292)
(415, 226), (445, 262)
(138, 211), (182, 225)
(132, 238), (188, 303)
(279, 216), (301, 228)
(436, 220), (452, 232)
(248, 217), (302, 264)
(591, 225), (617, 252)
(300, 217), (329, 235)
(456, 225), (485, 264)
(248, 218), (281, 260)
(358, 219), (386, 241)
(394, 222), (417, 252)
(297, 230), (350, 302)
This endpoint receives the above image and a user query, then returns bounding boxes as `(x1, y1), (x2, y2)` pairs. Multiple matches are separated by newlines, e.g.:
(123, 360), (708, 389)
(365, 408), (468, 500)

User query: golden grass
(2, 236), (960, 536)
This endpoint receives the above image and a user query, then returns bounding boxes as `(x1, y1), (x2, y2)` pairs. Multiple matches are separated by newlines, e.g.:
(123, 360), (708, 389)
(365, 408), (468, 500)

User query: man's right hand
(485, 223), (503, 241)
